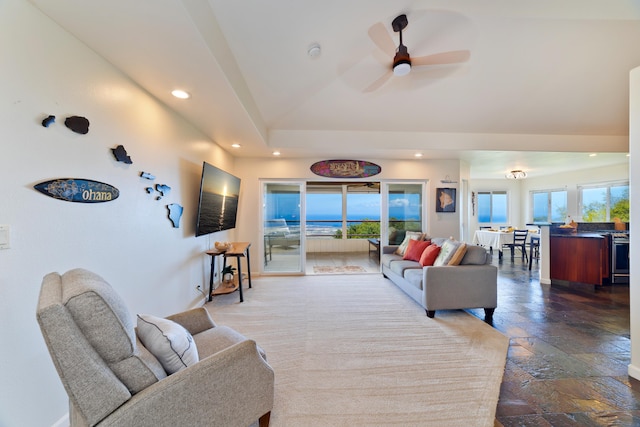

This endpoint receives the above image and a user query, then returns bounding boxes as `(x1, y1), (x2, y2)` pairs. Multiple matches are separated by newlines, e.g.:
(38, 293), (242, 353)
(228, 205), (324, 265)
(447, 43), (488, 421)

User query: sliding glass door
(261, 181), (304, 274)
(382, 182), (425, 245)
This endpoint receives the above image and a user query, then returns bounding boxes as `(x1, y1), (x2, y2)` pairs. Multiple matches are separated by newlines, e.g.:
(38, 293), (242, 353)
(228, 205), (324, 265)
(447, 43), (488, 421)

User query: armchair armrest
(166, 307), (216, 335)
(103, 339), (275, 427)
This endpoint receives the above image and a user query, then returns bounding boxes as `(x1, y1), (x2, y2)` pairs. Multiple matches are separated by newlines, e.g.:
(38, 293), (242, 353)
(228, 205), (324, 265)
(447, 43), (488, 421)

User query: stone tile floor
(466, 253), (640, 426)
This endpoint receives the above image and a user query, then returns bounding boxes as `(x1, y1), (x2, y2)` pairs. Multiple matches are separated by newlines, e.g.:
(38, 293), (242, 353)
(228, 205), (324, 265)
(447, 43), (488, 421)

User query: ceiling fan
(365, 14), (470, 92)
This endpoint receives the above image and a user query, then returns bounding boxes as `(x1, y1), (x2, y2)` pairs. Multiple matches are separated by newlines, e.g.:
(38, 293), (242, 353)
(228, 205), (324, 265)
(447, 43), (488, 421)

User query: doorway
(260, 180), (427, 275)
(306, 181), (381, 274)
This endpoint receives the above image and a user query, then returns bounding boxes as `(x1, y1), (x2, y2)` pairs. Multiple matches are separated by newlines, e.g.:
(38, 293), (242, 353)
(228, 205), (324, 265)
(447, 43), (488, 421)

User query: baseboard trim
(628, 363), (640, 381)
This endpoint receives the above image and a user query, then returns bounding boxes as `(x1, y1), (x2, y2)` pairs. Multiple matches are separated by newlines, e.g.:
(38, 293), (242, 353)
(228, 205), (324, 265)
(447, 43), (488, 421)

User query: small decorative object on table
(221, 265), (236, 287)
(214, 241), (231, 252)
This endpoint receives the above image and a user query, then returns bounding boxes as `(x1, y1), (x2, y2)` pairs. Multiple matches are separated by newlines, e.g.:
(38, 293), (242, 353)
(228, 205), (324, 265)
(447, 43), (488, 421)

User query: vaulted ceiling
(29, 0), (639, 178)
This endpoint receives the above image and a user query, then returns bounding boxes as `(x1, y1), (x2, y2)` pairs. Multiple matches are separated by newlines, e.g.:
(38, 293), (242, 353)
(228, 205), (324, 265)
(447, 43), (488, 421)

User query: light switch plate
(0, 225), (10, 249)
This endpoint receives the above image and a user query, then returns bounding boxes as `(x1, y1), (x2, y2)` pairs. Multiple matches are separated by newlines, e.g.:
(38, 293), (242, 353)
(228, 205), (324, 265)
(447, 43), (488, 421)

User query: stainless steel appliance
(610, 232), (629, 283)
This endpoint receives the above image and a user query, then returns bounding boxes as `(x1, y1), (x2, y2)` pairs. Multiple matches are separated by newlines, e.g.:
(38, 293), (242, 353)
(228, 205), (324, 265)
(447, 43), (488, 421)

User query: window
(306, 182), (380, 239)
(477, 191), (508, 224)
(388, 183), (422, 231)
(579, 182), (629, 222)
(531, 190), (567, 222)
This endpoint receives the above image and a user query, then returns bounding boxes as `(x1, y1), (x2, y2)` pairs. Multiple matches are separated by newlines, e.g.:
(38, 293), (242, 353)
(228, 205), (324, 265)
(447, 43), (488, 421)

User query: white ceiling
(29, 0), (638, 178)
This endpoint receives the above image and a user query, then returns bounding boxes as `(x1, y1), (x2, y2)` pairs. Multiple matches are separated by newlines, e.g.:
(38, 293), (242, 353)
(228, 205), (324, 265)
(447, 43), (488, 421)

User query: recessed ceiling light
(171, 89), (190, 99)
(414, 153), (423, 158)
(272, 151), (281, 156)
(231, 143), (241, 148)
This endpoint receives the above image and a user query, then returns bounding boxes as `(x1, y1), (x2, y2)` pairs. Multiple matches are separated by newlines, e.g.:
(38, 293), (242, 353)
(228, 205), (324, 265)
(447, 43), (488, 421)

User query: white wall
(469, 163), (629, 241)
(233, 157), (464, 272)
(520, 163), (629, 223)
(0, 1), (236, 425)
(629, 67), (639, 380)
(467, 178), (523, 241)
(2, 2), (636, 425)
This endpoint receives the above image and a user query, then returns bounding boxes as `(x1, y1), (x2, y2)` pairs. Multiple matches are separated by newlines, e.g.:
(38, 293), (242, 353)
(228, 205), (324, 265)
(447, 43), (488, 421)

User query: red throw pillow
(419, 244), (441, 266)
(403, 239), (431, 262)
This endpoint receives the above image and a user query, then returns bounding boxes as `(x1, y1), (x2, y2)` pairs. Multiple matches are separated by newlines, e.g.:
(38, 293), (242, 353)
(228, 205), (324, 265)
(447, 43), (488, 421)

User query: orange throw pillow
(419, 244), (441, 266)
(448, 243), (468, 266)
(403, 239), (431, 262)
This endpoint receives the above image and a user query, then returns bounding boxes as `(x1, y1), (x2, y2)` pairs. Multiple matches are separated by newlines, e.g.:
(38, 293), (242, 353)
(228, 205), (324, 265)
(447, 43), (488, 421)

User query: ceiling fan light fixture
(393, 61), (411, 76)
(505, 170), (527, 179)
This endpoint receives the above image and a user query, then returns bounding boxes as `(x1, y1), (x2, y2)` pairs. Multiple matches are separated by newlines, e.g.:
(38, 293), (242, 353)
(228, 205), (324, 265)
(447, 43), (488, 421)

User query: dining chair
(505, 229), (529, 262)
(528, 234), (540, 270)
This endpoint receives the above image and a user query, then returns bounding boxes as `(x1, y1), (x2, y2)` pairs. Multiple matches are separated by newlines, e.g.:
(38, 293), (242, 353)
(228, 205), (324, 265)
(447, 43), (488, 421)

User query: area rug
(312, 265), (366, 274)
(207, 274), (508, 427)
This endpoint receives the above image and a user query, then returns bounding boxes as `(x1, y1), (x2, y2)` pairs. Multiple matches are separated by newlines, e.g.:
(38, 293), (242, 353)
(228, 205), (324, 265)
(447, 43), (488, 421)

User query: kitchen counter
(550, 233), (609, 286)
(550, 232), (605, 239)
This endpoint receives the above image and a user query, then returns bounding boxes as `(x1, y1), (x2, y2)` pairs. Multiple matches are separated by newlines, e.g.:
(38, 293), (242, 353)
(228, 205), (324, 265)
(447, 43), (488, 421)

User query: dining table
(473, 229), (537, 260)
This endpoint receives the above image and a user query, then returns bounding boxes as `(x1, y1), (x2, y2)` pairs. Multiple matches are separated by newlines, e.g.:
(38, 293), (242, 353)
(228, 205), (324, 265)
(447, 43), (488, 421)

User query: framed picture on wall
(436, 188), (456, 212)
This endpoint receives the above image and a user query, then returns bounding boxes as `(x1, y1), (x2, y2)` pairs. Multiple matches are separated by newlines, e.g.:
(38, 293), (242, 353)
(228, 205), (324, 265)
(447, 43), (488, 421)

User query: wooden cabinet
(550, 234), (606, 286)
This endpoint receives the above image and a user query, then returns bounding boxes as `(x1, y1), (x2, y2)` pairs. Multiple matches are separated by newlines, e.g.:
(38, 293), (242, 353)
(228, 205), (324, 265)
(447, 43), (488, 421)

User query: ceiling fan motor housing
(392, 14), (411, 76)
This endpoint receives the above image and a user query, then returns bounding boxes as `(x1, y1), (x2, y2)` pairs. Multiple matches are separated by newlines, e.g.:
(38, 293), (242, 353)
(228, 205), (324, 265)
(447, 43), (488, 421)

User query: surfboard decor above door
(310, 160), (381, 178)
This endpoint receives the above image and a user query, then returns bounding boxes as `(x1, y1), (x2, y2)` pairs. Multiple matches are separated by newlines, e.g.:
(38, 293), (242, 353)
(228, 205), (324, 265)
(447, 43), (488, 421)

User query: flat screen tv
(195, 162), (241, 237)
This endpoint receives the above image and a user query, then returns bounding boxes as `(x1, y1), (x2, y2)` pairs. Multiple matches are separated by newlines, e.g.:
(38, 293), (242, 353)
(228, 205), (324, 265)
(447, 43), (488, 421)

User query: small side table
(368, 238), (380, 259)
(206, 242), (252, 303)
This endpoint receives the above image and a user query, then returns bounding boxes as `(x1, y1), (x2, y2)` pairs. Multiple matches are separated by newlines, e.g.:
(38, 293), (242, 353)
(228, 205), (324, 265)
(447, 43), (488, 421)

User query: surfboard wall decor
(34, 178), (119, 203)
(310, 160), (381, 178)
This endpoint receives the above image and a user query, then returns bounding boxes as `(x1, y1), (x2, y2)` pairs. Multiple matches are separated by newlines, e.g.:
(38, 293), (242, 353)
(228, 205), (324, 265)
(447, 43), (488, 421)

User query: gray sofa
(381, 237), (498, 319)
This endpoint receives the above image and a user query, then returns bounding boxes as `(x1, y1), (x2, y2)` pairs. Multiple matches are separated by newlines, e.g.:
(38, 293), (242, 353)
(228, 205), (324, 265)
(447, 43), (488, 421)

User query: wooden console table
(206, 242), (252, 303)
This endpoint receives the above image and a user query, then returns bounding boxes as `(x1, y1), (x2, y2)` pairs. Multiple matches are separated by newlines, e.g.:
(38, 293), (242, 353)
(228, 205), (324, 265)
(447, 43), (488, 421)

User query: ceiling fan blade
(364, 70), (392, 93)
(412, 50), (471, 67)
(368, 22), (396, 56)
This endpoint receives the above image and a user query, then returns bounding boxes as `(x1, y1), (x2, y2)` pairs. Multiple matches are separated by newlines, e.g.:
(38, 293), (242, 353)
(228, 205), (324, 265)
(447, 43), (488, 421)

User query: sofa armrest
(422, 265), (498, 310)
(103, 339), (274, 427)
(166, 307), (216, 335)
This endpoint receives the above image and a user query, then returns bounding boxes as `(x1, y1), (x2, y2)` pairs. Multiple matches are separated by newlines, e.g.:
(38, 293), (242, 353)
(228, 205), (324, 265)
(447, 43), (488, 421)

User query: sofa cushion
(434, 239), (462, 266)
(403, 268), (424, 290)
(395, 231), (424, 256)
(448, 243), (468, 266)
(389, 260), (422, 276)
(419, 244), (441, 266)
(430, 237), (447, 247)
(403, 239), (431, 261)
(460, 245), (489, 265)
(137, 314), (199, 375)
(381, 252), (403, 268)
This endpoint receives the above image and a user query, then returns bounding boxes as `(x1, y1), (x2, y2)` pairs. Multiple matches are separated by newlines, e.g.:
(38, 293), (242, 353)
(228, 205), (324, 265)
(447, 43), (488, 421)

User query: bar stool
(529, 235), (540, 270)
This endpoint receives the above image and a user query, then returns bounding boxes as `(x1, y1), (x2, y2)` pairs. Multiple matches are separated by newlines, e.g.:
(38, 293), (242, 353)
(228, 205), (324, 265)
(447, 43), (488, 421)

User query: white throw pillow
(395, 231), (424, 256)
(434, 239), (462, 266)
(137, 314), (199, 374)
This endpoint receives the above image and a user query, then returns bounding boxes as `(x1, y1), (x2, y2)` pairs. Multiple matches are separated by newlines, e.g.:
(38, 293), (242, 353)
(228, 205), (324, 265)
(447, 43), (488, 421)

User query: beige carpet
(207, 274), (508, 427)
(312, 265), (367, 274)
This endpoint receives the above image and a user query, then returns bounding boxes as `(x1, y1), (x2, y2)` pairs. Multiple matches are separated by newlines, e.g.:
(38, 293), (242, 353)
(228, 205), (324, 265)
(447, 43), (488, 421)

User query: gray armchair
(36, 268), (274, 427)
